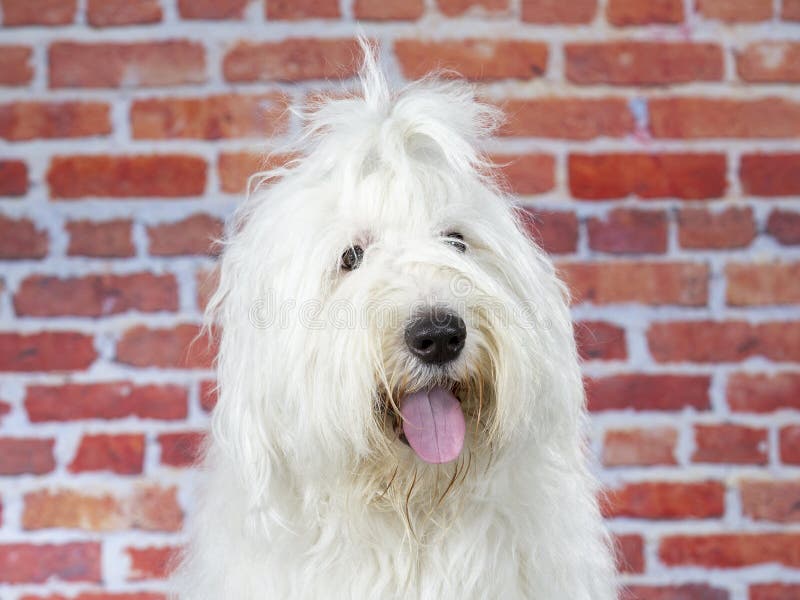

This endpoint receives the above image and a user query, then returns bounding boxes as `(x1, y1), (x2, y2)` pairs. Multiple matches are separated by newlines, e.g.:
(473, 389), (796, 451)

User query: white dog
(173, 44), (617, 599)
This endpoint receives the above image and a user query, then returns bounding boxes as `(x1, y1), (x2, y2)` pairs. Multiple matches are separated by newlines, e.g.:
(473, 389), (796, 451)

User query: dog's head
(208, 44), (583, 518)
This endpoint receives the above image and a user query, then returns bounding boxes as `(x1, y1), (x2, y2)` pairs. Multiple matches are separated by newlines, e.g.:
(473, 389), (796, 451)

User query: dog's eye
(444, 232), (467, 253)
(340, 245), (364, 271)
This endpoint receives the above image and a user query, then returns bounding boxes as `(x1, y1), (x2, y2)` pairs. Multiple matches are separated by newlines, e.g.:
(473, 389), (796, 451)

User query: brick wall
(0, 1), (799, 598)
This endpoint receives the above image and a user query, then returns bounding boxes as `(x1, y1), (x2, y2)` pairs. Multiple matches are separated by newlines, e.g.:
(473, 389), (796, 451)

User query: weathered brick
(0, 160), (28, 196)
(0, 332), (96, 372)
(0, 542), (100, 583)
(178, 0), (246, 19)
(569, 153), (727, 200)
(738, 42), (800, 83)
(0, 101), (110, 141)
(224, 39), (360, 82)
(0, 45), (33, 85)
(726, 262), (800, 306)
(678, 207), (755, 249)
(200, 380), (218, 412)
(519, 209), (579, 255)
(741, 154), (800, 197)
(697, 0), (772, 22)
(147, 214), (224, 256)
(26, 382), (188, 422)
(602, 481), (725, 519)
(499, 98), (634, 139)
(781, 426), (800, 464)
(48, 155), (207, 199)
(586, 374), (710, 412)
(614, 534), (644, 574)
(23, 489), (124, 531)
(566, 42), (723, 85)
(158, 431), (205, 467)
(740, 480), (800, 523)
(767, 210), (800, 245)
(129, 485), (183, 531)
(693, 424), (768, 465)
(607, 0), (683, 25)
(587, 209), (667, 254)
(1, 0), (76, 25)
(621, 584), (729, 600)
(575, 320), (627, 361)
(660, 534), (800, 568)
(265, 0), (340, 19)
(493, 153), (554, 194)
(751, 584), (800, 600)
(437, 0), (507, 16)
(218, 150), (294, 194)
(354, 0), (424, 19)
(127, 546), (179, 581)
(66, 219), (135, 258)
(395, 39), (548, 81)
(728, 373), (800, 413)
(87, 0), (162, 26)
(0, 438), (55, 475)
(521, 0), (596, 23)
(559, 262), (708, 306)
(132, 93), (288, 140)
(196, 267), (219, 312)
(49, 41), (205, 88)
(14, 273), (178, 317)
(69, 433), (145, 475)
(785, 0), (800, 20)
(116, 324), (214, 369)
(603, 427), (678, 466)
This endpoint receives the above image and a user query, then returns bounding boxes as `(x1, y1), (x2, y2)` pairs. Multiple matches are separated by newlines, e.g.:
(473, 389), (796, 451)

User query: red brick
(780, 426), (800, 464)
(66, 219), (135, 258)
(622, 584), (729, 600)
(741, 154), (800, 197)
(0, 45), (33, 85)
(651, 97), (800, 139)
(1, 0), (75, 25)
(265, 0), (340, 19)
(660, 534), (800, 568)
(437, 0), (507, 16)
(566, 42), (723, 85)
(607, 0), (683, 25)
(726, 262), (800, 306)
(767, 210), (800, 245)
(25, 382), (188, 422)
(14, 273), (178, 317)
(521, 0), (596, 23)
(493, 153), (554, 195)
(196, 267), (219, 312)
(218, 150), (294, 194)
(603, 427), (678, 466)
(0, 101), (110, 141)
(69, 433), (145, 475)
(158, 431), (204, 467)
(178, 0), (246, 19)
(751, 584), (800, 600)
(499, 97), (634, 140)
(0, 160), (28, 196)
(354, 0), (424, 19)
(0, 400), (9, 423)
(728, 373), (800, 413)
(0, 228), (25, 266)
(693, 424), (768, 465)
(697, 0), (772, 22)
(785, 0), (800, 20)
(224, 38), (359, 82)
(0, 438), (55, 475)
(395, 39), (548, 81)
(23, 489), (124, 531)
(147, 215), (223, 256)
(678, 207), (755, 249)
(132, 93), (288, 140)
(0, 332), (96, 372)
(130, 485), (183, 531)
(614, 534), (644, 574)
(603, 481), (725, 519)
(569, 153), (726, 200)
(87, 0), (162, 26)
(519, 209), (578, 255)
(0, 542), (100, 583)
(741, 480), (800, 523)
(48, 154), (207, 199)
(49, 41), (205, 88)
(127, 546), (179, 580)
(648, 321), (800, 363)
(587, 209), (667, 254)
(575, 320), (627, 361)
(116, 324), (214, 369)
(200, 380), (217, 412)
(738, 42), (800, 83)
(559, 262), (708, 306)
(586, 374), (710, 412)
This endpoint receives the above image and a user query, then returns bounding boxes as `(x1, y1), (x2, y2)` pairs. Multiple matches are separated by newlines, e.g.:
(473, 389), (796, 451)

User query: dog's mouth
(388, 384), (466, 465)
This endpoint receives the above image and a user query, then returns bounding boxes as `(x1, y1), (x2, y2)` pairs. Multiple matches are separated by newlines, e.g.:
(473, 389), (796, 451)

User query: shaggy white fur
(172, 42), (617, 599)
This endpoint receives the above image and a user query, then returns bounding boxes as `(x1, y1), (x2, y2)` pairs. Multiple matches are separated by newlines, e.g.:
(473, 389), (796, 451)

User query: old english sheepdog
(173, 45), (617, 599)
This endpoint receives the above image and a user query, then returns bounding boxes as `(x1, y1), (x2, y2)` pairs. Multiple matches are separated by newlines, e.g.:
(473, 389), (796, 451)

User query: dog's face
(210, 76), (581, 517)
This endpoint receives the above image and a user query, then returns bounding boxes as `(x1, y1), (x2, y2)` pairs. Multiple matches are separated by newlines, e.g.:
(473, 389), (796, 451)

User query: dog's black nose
(405, 311), (467, 365)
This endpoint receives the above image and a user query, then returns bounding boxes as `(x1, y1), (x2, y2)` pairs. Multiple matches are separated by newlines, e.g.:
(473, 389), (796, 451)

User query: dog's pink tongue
(400, 387), (465, 464)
